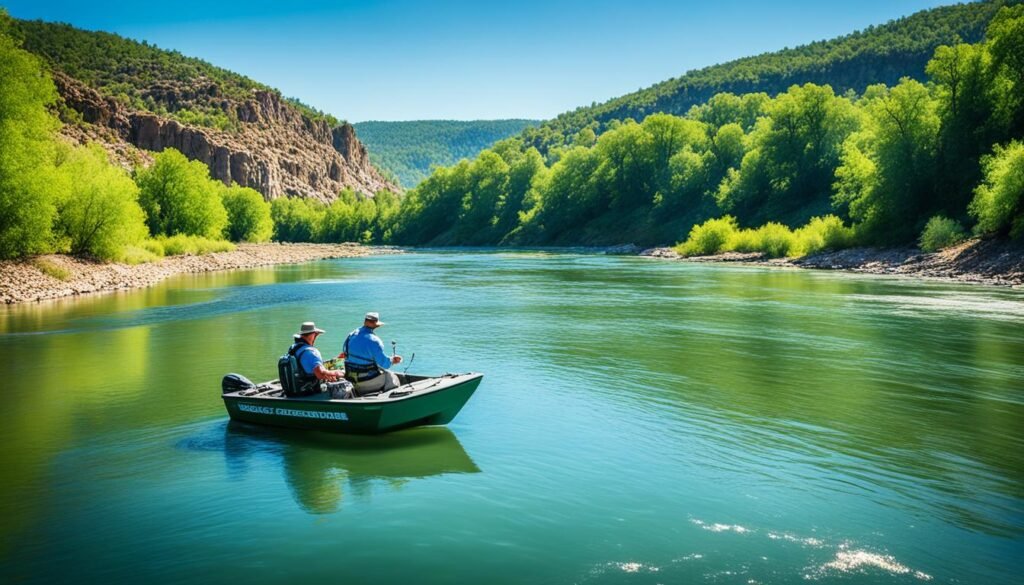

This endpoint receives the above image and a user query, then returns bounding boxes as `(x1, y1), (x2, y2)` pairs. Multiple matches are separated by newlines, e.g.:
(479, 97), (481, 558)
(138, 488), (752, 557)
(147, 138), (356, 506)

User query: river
(1, 251), (1022, 584)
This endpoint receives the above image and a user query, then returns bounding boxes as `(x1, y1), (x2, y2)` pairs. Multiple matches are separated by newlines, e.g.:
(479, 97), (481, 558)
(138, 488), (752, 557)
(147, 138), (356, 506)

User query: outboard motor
(222, 373), (256, 394)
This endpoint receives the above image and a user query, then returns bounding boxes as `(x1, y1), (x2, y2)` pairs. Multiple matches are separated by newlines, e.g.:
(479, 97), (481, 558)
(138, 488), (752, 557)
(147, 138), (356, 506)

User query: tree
(135, 148), (228, 238)
(732, 84), (861, 225)
(271, 197), (324, 242)
(928, 42), (997, 217)
(524, 147), (601, 242)
(593, 120), (654, 211)
(986, 5), (1024, 136)
(0, 23), (63, 258)
(455, 150), (509, 244)
(495, 148), (546, 237)
(969, 141), (1024, 239)
(53, 144), (148, 259)
(834, 80), (941, 243)
(221, 185), (273, 242)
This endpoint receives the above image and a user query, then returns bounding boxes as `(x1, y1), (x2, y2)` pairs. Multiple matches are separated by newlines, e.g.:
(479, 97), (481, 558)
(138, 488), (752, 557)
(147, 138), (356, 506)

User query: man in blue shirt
(338, 312), (402, 395)
(287, 321), (344, 395)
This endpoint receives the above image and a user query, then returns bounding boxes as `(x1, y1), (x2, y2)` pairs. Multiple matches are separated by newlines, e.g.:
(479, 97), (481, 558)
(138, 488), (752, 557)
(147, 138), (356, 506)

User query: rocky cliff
(53, 73), (397, 202)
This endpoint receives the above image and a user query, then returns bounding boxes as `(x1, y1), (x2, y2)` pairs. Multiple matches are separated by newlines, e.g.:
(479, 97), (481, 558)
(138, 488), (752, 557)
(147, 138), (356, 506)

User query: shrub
(919, 216), (967, 252)
(53, 144), (148, 260)
(31, 258), (71, 280)
(156, 234), (235, 256)
(751, 222), (798, 258)
(117, 245), (162, 265)
(969, 141), (1024, 239)
(135, 148), (228, 239)
(793, 215), (856, 256)
(221, 185), (273, 242)
(728, 228), (759, 252)
(676, 215), (739, 256)
(139, 239), (165, 256)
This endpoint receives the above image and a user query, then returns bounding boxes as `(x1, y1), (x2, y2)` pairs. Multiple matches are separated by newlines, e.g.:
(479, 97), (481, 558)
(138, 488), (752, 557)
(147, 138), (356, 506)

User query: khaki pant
(353, 370), (400, 396)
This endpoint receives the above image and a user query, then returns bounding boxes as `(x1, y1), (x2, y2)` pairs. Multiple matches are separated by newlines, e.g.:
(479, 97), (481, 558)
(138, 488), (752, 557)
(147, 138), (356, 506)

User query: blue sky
(5, 0), (950, 122)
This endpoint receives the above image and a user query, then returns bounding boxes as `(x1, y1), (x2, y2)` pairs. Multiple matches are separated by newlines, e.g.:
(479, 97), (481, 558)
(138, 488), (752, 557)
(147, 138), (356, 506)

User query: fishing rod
(392, 339), (416, 376)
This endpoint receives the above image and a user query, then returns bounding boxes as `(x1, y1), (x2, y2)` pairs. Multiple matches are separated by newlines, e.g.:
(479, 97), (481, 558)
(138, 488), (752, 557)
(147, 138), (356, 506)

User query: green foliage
(834, 79), (941, 244)
(522, 1), (1012, 155)
(919, 216), (968, 252)
(718, 84), (860, 225)
(156, 234), (235, 256)
(793, 215), (856, 255)
(135, 149), (229, 239)
(171, 108), (240, 133)
(10, 18), (342, 133)
(675, 216), (739, 256)
(53, 144), (148, 260)
(117, 243), (163, 264)
(283, 97), (340, 127)
(31, 257), (70, 280)
(221, 185), (273, 242)
(970, 141), (1024, 238)
(0, 27), (63, 259)
(394, 10), (1024, 250)
(353, 120), (539, 188)
(987, 4), (1024, 134)
(270, 197), (325, 243)
(676, 215), (854, 258)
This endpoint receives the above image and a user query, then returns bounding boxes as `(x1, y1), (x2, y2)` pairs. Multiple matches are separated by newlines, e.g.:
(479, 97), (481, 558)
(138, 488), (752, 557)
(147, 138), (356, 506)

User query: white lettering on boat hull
(237, 402), (348, 421)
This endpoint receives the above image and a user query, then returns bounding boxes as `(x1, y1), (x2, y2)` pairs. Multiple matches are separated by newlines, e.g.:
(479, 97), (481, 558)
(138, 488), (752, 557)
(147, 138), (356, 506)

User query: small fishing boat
(221, 372), (483, 434)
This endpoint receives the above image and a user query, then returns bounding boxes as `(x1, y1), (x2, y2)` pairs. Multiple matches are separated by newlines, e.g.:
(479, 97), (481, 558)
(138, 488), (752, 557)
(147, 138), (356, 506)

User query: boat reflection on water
(222, 421), (480, 514)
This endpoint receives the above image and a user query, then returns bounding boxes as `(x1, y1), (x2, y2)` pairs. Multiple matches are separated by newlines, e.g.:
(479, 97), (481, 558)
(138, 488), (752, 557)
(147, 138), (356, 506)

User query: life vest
(278, 341), (321, 396)
(343, 331), (381, 381)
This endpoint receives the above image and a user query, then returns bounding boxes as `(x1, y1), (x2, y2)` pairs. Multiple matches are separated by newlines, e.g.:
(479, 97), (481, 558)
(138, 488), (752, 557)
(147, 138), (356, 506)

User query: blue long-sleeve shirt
(343, 326), (392, 370)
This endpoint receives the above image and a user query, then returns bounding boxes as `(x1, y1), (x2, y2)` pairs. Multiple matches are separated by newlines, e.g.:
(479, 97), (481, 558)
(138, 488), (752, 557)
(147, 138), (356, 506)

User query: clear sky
(4, 0), (952, 122)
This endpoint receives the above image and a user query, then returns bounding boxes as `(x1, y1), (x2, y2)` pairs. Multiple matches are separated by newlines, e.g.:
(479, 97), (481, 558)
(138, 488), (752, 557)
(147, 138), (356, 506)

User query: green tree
(835, 80), (941, 243)
(986, 5), (1024, 136)
(0, 23), (63, 258)
(221, 185), (273, 242)
(593, 120), (654, 211)
(524, 146), (601, 242)
(455, 150), (509, 244)
(317, 194), (356, 242)
(53, 144), (148, 259)
(135, 149), (228, 238)
(720, 84), (861, 225)
(271, 196), (325, 242)
(495, 148), (547, 238)
(928, 42), (998, 218)
(969, 140), (1024, 239)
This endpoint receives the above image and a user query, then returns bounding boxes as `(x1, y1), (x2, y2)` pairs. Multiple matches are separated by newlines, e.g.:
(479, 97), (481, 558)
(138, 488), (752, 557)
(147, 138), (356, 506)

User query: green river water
(1, 251), (1022, 584)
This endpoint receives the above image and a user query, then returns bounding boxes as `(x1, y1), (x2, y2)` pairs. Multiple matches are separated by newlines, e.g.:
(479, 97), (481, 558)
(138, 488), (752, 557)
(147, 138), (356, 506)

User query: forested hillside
(522, 0), (1020, 154)
(0, 8), (399, 262)
(353, 120), (538, 187)
(10, 19), (337, 130)
(5, 16), (396, 203)
(386, 2), (1024, 254)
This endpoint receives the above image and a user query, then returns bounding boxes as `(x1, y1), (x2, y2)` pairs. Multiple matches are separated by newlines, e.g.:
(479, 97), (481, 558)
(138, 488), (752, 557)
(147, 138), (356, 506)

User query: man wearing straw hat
(338, 312), (402, 395)
(286, 321), (344, 396)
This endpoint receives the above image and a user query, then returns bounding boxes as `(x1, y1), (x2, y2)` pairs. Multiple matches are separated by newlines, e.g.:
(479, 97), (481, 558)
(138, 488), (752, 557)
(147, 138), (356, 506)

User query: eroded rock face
(53, 73), (398, 201)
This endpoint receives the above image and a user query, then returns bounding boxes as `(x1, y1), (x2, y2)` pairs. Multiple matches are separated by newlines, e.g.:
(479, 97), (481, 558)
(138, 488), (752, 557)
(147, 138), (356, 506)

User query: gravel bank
(1, 243), (401, 304)
(639, 238), (1024, 287)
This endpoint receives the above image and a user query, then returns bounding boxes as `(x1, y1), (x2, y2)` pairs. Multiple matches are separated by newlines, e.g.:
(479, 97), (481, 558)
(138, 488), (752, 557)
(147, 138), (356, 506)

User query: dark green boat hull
(222, 373), (482, 434)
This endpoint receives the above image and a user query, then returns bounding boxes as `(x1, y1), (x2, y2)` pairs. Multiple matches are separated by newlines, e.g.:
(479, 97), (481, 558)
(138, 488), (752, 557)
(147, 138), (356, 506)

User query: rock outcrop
(53, 73), (397, 202)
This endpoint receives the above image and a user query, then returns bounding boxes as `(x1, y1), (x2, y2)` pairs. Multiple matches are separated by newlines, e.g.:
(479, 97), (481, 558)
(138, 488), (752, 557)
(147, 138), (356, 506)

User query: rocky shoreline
(1, 243), (401, 304)
(637, 238), (1024, 287)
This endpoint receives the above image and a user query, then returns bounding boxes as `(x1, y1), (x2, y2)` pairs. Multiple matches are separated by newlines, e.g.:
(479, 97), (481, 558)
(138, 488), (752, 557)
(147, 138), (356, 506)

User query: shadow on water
(179, 421), (480, 515)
